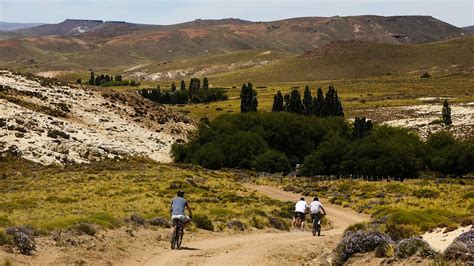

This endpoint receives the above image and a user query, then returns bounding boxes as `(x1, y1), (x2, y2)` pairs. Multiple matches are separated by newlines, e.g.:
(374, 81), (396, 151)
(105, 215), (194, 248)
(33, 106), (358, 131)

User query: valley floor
(1, 184), (368, 265)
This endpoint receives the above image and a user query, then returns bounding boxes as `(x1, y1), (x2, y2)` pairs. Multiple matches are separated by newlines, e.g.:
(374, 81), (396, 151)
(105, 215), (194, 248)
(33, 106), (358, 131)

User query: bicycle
(171, 219), (184, 249)
(312, 213), (324, 236)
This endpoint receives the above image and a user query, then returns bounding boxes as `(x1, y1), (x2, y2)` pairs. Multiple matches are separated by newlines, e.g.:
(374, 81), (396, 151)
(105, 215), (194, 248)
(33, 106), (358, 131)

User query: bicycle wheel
(312, 219), (317, 236)
(317, 224), (321, 236)
(177, 221), (184, 248)
(171, 222), (181, 249)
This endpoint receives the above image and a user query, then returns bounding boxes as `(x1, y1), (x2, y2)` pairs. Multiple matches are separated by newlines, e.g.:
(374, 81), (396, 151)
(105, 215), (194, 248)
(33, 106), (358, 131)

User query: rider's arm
(169, 201), (173, 216)
(186, 203), (193, 217)
(320, 206), (327, 216)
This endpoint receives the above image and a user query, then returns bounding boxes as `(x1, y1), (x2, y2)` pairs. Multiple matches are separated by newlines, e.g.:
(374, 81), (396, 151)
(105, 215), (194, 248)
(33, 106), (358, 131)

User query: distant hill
(211, 35), (474, 83)
(15, 19), (105, 36)
(0, 22), (44, 31)
(0, 16), (468, 72)
(463, 26), (474, 32)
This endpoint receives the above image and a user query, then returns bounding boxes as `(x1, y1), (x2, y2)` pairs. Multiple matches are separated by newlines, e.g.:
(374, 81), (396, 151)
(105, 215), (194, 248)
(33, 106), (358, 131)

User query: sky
(0, 0), (472, 27)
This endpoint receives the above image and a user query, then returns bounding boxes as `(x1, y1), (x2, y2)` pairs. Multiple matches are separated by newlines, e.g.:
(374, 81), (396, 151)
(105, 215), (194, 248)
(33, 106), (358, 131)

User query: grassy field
(255, 177), (473, 237)
(165, 74), (474, 119)
(0, 157), (292, 233)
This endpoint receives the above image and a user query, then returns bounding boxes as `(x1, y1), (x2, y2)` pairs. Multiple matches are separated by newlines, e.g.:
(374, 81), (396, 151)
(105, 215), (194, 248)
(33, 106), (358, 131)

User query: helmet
(314, 196), (319, 201)
(300, 197), (305, 201)
(177, 190), (185, 197)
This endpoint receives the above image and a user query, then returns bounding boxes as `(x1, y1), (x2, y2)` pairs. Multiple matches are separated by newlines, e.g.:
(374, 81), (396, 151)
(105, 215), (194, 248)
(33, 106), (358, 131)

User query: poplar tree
(303, 85), (313, 115)
(442, 99), (452, 126)
(272, 91), (284, 112)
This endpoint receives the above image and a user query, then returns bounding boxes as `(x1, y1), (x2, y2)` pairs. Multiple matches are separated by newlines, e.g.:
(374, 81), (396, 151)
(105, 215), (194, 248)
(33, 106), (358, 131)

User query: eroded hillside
(0, 71), (194, 164)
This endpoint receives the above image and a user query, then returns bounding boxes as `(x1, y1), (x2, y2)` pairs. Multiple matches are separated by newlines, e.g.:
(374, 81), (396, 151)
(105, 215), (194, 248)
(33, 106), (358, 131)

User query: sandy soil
(422, 225), (472, 253)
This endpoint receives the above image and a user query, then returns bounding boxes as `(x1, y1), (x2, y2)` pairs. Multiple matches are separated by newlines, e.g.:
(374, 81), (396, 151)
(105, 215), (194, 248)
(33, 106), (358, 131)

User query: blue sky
(0, 0), (472, 27)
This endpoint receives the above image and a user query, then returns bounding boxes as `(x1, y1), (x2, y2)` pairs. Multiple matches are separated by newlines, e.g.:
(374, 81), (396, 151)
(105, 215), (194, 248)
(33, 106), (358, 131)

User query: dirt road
(141, 184), (369, 266)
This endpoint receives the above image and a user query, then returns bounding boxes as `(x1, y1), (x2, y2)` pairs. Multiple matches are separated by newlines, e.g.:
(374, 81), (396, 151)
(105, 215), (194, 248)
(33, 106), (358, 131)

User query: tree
(203, 77), (209, 91)
(352, 117), (373, 139)
(254, 150), (291, 173)
(301, 134), (349, 176)
(240, 83), (258, 113)
(171, 82), (177, 92)
(320, 85), (344, 117)
(89, 71), (95, 85)
(442, 99), (452, 126)
(312, 87), (324, 116)
(287, 89), (303, 114)
(180, 80), (186, 91)
(303, 85), (313, 115)
(272, 91), (284, 112)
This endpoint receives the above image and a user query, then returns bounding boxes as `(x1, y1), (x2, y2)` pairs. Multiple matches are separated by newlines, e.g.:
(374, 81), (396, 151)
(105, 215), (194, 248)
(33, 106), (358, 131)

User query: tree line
(239, 84), (344, 117)
(138, 77), (227, 104)
(172, 112), (472, 178)
(82, 72), (140, 87)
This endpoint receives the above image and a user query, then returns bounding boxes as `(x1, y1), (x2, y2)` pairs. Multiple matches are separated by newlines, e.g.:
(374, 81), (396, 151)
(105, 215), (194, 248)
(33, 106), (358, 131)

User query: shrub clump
(148, 217), (170, 228)
(385, 223), (421, 242)
(193, 215), (214, 231)
(0, 230), (10, 245)
(334, 229), (393, 265)
(412, 188), (440, 198)
(129, 214), (146, 225)
(443, 230), (473, 262)
(5, 226), (36, 255)
(395, 237), (437, 259)
(74, 222), (97, 236)
(268, 217), (289, 231)
(226, 220), (246, 231)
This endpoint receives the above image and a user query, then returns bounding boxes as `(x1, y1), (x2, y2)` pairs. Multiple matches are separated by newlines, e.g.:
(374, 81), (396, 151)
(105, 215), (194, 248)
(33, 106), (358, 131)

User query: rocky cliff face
(0, 71), (194, 164)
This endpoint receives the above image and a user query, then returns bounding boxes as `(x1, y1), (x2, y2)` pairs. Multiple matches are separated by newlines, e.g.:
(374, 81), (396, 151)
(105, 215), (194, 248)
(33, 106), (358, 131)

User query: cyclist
(310, 196), (326, 231)
(170, 190), (193, 239)
(293, 197), (308, 230)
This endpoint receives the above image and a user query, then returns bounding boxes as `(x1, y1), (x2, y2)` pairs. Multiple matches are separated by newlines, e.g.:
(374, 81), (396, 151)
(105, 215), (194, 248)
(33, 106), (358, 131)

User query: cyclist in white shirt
(293, 197), (308, 230)
(310, 196), (327, 226)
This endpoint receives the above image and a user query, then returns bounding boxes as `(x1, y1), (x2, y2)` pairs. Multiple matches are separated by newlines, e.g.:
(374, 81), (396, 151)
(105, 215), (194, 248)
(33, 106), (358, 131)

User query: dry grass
(0, 157), (291, 233)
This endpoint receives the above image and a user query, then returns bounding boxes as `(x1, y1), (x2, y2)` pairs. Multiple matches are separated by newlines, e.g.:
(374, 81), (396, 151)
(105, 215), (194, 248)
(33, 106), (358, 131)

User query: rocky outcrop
(0, 71), (194, 165)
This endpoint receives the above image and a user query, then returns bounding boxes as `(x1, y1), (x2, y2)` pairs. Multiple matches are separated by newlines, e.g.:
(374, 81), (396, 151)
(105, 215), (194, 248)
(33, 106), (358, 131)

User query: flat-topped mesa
(63, 19), (104, 23)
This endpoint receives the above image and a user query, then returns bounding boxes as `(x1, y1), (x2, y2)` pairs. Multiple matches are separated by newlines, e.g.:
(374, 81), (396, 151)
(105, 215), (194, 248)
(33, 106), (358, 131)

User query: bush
(253, 150), (291, 173)
(385, 223), (421, 242)
(443, 230), (473, 262)
(130, 214), (146, 225)
(375, 242), (394, 258)
(148, 217), (170, 228)
(193, 215), (214, 231)
(420, 72), (431, 79)
(5, 227), (36, 255)
(268, 217), (289, 231)
(334, 229), (393, 265)
(74, 222), (96, 236)
(12, 232), (36, 255)
(251, 216), (268, 229)
(412, 188), (440, 198)
(395, 238), (437, 259)
(0, 231), (11, 245)
(226, 220), (246, 231)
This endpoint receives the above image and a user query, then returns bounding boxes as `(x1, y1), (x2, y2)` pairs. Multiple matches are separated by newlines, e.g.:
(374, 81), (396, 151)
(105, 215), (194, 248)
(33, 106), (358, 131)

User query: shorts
(294, 212), (305, 220)
(171, 215), (191, 226)
(311, 213), (322, 222)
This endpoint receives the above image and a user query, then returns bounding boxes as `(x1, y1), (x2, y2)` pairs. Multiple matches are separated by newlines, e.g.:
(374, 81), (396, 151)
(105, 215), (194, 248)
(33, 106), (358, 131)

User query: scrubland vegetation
(0, 156), (294, 254)
(254, 177), (473, 264)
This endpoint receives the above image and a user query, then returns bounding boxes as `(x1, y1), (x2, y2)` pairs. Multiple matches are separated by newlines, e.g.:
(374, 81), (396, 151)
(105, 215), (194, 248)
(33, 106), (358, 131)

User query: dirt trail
(141, 184), (369, 265)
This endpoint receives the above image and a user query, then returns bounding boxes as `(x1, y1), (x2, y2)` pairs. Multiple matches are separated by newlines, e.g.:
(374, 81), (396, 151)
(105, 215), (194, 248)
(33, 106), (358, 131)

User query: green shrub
(253, 150), (290, 173)
(463, 191), (474, 199)
(343, 222), (370, 237)
(385, 223), (421, 242)
(268, 217), (289, 231)
(412, 189), (440, 198)
(0, 231), (11, 245)
(209, 208), (235, 217)
(251, 216), (268, 229)
(396, 238), (437, 259)
(0, 216), (12, 227)
(375, 243), (394, 258)
(74, 222), (97, 236)
(193, 215), (214, 231)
